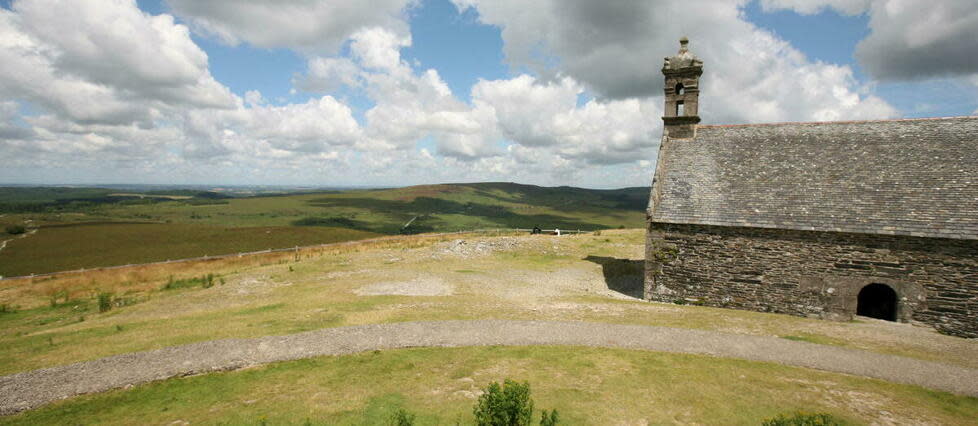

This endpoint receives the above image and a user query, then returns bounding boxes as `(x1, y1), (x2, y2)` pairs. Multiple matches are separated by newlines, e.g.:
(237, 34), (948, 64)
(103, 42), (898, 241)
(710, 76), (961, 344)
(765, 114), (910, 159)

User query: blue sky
(0, 0), (976, 187)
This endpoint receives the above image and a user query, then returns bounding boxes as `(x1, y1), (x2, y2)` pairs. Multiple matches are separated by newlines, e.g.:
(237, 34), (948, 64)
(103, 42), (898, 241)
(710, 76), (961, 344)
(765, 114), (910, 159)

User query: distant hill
(0, 183), (649, 276)
(299, 182), (650, 234)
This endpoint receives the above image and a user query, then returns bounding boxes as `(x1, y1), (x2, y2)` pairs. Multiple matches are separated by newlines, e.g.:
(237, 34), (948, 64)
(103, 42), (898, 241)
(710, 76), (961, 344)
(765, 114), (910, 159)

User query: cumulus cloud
(165, 0), (416, 54)
(0, 101), (34, 140)
(2, 0), (945, 187)
(758, 0), (872, 15)
(756, 0), (978, 82)
(452, 0), (896, 126)
(247, 96), (362, 152)
(15, 0), (232, 107)
(0, 0), (235, 126)
(856, 0), (978, 81)
(470, 75), (660, 164)
(295, 57), (362, 93)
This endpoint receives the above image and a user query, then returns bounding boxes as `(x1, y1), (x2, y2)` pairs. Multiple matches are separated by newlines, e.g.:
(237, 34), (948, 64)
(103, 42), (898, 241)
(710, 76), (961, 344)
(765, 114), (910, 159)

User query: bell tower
(662, 37), (703, 139)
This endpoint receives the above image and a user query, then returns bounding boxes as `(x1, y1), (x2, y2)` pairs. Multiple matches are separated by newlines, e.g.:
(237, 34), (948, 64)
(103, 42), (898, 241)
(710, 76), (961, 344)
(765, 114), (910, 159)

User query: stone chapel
(645, 38), (978, 338)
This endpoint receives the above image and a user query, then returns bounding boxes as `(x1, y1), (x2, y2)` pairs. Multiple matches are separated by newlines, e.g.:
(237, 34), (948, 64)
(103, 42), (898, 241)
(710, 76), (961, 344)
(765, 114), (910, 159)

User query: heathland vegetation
(0, 183), (646, 276)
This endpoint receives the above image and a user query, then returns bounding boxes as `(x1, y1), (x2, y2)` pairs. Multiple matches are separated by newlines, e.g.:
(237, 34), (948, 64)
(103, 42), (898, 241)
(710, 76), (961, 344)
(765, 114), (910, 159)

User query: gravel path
(3, 320), (977, 415)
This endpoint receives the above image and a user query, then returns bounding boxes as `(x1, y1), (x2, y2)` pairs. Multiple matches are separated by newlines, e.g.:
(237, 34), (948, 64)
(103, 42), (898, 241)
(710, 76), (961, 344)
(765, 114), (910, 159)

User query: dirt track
(3, 319), (977, 416)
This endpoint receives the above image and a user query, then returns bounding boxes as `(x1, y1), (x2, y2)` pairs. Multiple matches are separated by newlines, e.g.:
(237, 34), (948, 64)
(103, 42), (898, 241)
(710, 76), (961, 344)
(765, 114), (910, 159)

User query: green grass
(0, 223), (378, 276)
(3, 346), (976, 425)
(2, 229), (976, 376)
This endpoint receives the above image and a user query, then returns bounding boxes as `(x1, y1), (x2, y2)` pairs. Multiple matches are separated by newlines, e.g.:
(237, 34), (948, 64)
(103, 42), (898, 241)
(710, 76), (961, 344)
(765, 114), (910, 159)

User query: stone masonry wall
(645, 222), (978, 338)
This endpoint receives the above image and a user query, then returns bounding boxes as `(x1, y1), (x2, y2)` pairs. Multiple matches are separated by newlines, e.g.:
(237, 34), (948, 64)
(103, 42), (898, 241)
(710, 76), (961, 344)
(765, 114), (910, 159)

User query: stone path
(3, 320), (977, 415)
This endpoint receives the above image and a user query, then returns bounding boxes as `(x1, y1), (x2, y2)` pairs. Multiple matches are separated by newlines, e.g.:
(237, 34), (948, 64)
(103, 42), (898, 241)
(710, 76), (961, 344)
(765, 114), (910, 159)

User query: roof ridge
(698, 115), (978, 129)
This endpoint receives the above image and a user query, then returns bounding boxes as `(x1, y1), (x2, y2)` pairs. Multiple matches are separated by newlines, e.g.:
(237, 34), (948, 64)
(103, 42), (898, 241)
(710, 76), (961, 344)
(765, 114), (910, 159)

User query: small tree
(474, 379), (534, 426)
(97, 292), (113, 313)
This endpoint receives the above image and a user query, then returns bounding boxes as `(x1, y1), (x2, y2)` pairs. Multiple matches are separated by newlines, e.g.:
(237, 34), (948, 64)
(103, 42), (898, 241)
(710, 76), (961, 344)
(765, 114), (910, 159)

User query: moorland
(0, 183), (646, 277)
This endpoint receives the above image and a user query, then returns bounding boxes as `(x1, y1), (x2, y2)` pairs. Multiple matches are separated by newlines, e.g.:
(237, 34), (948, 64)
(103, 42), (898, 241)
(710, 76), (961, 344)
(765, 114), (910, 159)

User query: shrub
(762, 412), (844, 426)
(673, 298), (687, 305)
(163, 274), (220, 290)
(4, 225), (26, 235)
(97, 292), (113, 313)
(49, 289), (69, 307)
(0, 304), (13, 314)
(540, 409), (559, 426)
(389, 408), (416, 426)
(474, 379), (534, 426)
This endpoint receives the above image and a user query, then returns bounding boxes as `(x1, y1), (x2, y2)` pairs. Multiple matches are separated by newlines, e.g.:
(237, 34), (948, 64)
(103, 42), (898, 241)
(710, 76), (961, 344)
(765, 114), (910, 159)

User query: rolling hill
(0, 183), (649, 276)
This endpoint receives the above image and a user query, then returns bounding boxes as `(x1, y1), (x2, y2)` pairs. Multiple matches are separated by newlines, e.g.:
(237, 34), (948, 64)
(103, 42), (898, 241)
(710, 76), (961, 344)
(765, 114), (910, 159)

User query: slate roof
(648, 116), (978, 240)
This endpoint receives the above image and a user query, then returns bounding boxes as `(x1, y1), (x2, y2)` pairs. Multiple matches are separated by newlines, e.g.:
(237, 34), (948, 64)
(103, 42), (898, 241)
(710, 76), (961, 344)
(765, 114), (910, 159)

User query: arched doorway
(856, 283), (898, 321)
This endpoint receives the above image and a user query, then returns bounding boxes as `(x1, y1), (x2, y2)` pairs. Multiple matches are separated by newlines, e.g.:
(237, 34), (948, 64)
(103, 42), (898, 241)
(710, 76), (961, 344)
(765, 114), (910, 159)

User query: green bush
(540, 409), (559, 426)
(163, 274), (220, 290)
(4, 224), (26, 235)
(474, 379), (534, 426)
(97, 292), (113, 313)
(762, 412), (844, 426)
(388, 408), (416, 426)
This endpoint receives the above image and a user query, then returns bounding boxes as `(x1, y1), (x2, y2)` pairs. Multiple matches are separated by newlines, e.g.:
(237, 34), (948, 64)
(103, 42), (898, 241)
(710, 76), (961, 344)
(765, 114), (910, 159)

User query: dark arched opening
(856, 283), (898, 321)
(675, 83), (685, 95)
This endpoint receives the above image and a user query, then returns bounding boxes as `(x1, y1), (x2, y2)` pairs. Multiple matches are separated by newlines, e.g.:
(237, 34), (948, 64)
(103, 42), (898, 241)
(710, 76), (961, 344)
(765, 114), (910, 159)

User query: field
(0, 223), (378, 277)
(1, 230), (976, 424)
(0, 183), (647, 276)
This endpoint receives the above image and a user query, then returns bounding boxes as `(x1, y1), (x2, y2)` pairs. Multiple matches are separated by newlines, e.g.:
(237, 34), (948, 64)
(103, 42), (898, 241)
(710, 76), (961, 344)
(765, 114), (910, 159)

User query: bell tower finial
(662, 37), (703, 139)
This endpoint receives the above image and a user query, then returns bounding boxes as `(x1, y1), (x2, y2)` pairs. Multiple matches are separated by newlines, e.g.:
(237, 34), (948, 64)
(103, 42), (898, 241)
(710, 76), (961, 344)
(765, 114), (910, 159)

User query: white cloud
(755, 0), (978, 82)
(856, 0), (978, 81)
(0, 0), (235, 126)
(247, 96), (362, 152)
(296, 57), (362, 93)
(0, 101), (34, 140)
(350, 27), (412, 71)
(165, 0), (416, 54)
(758, 0), (872, 15)
(470, 75), (660, 164)
(3, 0), (940, 188)
(453, 0), (897, 125)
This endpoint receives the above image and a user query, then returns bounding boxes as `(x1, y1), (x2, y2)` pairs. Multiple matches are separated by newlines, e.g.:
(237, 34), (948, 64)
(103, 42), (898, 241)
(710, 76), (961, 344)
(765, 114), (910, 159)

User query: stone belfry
(661, 37), (703, 139)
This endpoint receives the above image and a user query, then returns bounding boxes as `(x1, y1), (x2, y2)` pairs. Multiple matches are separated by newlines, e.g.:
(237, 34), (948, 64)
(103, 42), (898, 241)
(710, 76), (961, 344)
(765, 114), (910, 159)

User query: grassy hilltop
(0, 183), (647, 276)
(0, 229), (975, 424)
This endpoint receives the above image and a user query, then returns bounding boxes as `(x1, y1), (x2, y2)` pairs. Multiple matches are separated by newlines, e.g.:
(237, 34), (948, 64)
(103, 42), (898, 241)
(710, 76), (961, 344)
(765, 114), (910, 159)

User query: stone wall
(645, 222), (978, 338)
